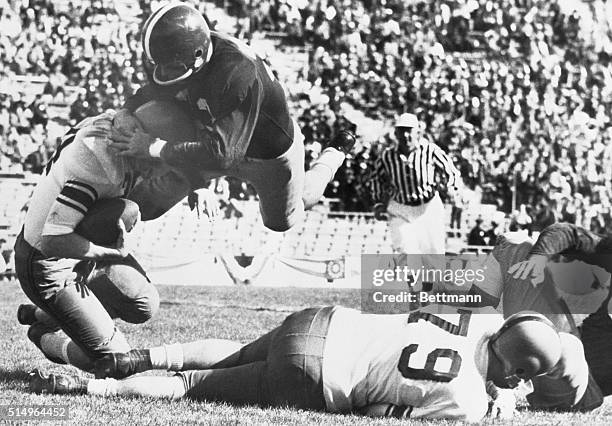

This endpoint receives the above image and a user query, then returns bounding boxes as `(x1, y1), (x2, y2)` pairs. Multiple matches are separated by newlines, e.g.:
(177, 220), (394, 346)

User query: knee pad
(88, 260), (159, 324)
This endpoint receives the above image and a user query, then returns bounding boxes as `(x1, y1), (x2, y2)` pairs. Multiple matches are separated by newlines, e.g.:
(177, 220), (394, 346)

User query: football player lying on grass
(31, 305), (584, 422)
(15, 101), (195, 373)
(466, 222), (609, 411)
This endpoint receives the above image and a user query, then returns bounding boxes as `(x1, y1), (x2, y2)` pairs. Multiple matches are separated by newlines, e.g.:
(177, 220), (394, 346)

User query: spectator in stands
(467, 218), (487, 246)
(0, 0), (611, 248)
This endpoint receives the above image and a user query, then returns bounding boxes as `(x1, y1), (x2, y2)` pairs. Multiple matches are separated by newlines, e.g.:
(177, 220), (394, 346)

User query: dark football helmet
(489, 311), (562, 389)
(141, 2), (212, 85)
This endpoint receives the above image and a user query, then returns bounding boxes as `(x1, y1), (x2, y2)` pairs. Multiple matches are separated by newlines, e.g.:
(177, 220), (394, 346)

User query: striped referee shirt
(369, 140), (461, 205)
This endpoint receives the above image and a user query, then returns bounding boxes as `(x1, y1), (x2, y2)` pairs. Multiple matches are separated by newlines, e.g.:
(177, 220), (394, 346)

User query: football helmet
(141, 2), (212, 85)
(489, 311), (562, 388)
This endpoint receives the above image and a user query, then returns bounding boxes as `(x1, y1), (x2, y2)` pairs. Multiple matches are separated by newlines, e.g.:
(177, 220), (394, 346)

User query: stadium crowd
(1, 0), (612, 235)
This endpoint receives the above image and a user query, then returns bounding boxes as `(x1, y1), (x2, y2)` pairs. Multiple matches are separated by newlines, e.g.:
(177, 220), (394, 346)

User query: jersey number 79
(397, 309), (471, 383)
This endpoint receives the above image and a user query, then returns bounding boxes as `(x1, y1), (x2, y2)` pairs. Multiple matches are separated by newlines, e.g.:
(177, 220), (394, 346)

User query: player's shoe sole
(17, 304), (37, 325)
(326, 130), (356, 154)
(29, 369), (87, 395)
(94, 350), (152, 379)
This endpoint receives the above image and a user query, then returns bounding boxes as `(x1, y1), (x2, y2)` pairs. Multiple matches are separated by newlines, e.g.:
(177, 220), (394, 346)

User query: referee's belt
(402, 195), (435, 206)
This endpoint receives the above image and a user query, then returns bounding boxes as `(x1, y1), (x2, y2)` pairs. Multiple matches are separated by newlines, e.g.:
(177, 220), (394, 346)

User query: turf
(1, 280), (611, 425)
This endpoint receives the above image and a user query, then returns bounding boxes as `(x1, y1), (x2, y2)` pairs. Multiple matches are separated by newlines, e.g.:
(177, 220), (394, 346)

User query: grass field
(1, 279), (611, 425)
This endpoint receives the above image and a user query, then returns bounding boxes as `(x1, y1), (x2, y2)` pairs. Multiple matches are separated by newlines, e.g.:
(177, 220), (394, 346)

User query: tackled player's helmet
(489, 311), (562, 388)
(141, 2), (212, 86)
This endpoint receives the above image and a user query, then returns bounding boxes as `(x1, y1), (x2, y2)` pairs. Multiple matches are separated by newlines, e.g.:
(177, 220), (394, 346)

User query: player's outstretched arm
(529, 223), (612, 273)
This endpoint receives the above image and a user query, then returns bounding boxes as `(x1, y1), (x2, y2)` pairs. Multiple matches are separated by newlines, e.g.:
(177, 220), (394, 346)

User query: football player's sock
(87, 378), (118, 396)
(303, 148), (346, 209)
(149, 343), (184, 371)
(311, 147), (346, 179)
(39, 333), (92, 370)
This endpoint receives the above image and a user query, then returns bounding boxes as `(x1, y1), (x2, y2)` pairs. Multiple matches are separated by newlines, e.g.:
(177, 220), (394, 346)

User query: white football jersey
(322, 305), (503, 422)
(24, 113), (138, 251)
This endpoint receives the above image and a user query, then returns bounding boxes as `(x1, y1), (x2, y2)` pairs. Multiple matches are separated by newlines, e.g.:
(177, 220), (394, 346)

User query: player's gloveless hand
(112, 109), (144, 136)
(195, 188), (221, 221)
(109, 126), (156, 159)
(489, 388), (516, 419)
(508, 254), (548, 286)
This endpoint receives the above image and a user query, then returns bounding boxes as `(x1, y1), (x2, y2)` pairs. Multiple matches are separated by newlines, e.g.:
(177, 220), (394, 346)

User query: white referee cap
(395, 113), (419, 128)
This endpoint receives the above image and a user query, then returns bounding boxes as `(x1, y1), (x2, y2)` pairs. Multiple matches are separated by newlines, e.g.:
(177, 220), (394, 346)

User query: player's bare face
(395, 127), (418, 150)
(488, 341), (522, 389)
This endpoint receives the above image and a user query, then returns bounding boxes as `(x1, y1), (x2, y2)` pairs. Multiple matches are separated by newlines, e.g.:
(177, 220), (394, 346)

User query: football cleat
(94, 349), (152, 379)
(29, 369), (88, 395)
(326, 130), (356, 154)
(17, 304), (38, 325)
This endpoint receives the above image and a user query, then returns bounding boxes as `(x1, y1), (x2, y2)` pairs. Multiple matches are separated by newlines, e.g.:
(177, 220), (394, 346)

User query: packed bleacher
(1, 0), (611, 256)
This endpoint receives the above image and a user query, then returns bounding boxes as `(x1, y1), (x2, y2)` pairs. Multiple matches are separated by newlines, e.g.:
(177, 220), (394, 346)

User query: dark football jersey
(126, 32), (294, 170)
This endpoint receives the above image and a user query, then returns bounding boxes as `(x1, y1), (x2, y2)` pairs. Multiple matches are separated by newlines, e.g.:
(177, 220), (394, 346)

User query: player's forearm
(529, 223), (611, 271)
(40, 233), (124, 260)
(159, 134), (229, 170)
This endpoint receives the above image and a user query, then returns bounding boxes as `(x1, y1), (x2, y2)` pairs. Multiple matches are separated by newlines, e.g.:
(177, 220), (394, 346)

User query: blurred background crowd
(1, 0), (612, 239)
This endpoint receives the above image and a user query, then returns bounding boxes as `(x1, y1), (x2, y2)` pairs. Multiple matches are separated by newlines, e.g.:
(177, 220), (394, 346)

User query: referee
(369, 113), (461, 254)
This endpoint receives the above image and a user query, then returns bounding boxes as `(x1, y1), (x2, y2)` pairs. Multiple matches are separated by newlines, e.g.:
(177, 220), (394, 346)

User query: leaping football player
(467, 222), (608, 411)
(14, 102), (194, 372)
(31, 305), (577, 422)
(109, 2), (355, 231)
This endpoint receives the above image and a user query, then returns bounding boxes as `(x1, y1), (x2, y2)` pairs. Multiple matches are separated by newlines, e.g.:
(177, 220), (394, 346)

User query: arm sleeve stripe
(66, 180), (98, 200)
(60, 185), (97, 210)
(56, 197), (87, 216)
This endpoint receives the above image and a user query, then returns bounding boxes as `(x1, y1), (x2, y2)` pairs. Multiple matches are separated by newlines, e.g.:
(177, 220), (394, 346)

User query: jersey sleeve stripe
(56, 197), (87, 216)
(60, 185), (97, 210)
(66, 180), (99, 200)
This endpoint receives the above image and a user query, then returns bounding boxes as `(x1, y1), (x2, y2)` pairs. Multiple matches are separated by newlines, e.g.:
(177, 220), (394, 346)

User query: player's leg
(33, 363), (269, 405)
(264, 306), (334, 410)
(15, 232), (130, 372)
(578, 303), (612, 397)
(95, 325), (282, 378)
(302, 130), (353, 209)
(87, 255), (159, 324)
(17, 303), (57, 326)
(237, 126), (352, 232)
(85, 308), (333, 407)
(30, 368), (187, 399)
